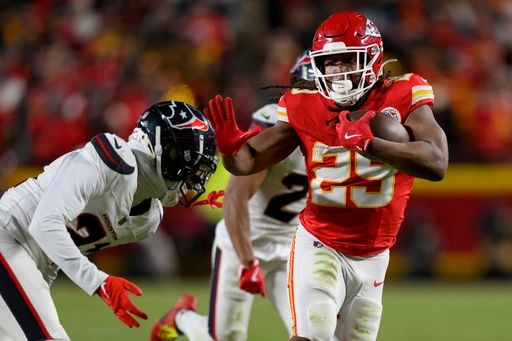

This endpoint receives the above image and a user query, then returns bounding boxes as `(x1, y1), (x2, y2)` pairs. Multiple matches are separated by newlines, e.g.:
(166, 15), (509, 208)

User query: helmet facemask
(177, 158), (217, 207)
(310, 43), (382, 106)
(153, 125), (218, 207)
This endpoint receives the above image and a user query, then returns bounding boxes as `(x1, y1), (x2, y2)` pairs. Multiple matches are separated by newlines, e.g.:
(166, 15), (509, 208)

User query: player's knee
(303, 250), (342, 297)
(343, 297), (382, 341)
(306, 300), (337, 341)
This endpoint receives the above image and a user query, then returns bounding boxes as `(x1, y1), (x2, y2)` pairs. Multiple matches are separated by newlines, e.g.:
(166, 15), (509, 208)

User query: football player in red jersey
(150, 52), (313, 341)
(204, 12), (448, 341)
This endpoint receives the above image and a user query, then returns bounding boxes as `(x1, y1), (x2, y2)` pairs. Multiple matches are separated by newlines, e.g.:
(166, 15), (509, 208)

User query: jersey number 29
(310, 143), (396, 207)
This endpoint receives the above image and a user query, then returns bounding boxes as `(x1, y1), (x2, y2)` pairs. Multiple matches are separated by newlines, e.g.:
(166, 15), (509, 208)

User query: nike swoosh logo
(261, 113), (271, 120)
(373, 280), (384, 287)
(100, 282), (110, 299)
(344, 133), (362, 139)
(114, 139), (122, 149)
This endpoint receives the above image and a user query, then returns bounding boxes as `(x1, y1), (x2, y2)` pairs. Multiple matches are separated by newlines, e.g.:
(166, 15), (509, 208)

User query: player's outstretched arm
(204, 95), (262, 157)
(204, 95), (299, 175)
(224, 171), (268, 296)
(368, 105), (449, 181)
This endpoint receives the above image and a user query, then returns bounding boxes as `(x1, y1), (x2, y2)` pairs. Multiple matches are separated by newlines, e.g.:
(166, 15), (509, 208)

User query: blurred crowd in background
(1, 0), (512, 280)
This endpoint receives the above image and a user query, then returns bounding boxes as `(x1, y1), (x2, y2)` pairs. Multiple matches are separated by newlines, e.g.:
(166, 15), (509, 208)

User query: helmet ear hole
(168, 147), (178, 161)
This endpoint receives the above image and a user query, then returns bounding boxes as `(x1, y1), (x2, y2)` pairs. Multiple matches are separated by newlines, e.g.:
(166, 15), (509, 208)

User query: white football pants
(207, 236), (292, 341)
(288, 225), (389, 341)
(0, 230), (69, 341)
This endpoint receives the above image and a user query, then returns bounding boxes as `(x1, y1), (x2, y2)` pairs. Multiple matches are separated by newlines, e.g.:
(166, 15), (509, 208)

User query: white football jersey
(215, 104), (307, 261)
(0, 133), (162, 295)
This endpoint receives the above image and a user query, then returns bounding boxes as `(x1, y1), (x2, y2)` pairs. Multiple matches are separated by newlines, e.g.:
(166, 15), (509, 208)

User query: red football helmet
(309, 12), (384, 106)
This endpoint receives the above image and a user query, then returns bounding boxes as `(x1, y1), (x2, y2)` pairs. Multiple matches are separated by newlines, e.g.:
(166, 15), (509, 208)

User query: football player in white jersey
(0, 101), (218, 341)
(150, 52), (313, 341)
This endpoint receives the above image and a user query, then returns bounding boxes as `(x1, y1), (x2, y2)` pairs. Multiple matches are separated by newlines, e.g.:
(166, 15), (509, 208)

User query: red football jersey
(277, 73), (434, 256)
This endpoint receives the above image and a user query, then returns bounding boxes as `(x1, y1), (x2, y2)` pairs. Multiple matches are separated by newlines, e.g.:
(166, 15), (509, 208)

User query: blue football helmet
(136, 101), (217, 206)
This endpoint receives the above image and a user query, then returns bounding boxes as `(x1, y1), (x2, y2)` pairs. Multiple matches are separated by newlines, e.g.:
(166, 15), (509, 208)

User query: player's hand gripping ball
(347, 110), (410, 143)
(336, 110), (410, 153)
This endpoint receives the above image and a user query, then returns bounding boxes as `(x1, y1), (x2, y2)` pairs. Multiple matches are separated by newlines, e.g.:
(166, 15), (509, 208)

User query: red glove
(96, 276), (148, 328)
(203, 95), (261, 156)
(335, 110), (375, 152)
(239, 259), (266, 297)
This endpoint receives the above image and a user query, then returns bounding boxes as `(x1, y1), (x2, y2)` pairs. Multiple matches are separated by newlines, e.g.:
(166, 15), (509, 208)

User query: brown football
(347, 110), (410, 143)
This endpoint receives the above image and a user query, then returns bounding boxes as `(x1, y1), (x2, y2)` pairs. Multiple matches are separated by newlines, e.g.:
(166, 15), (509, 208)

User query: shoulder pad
(251, 104), (278, 127)
(407, 73), (434, 106)
(90, 133), (135, 175)
(385, 73), (434, 108)
(385, 73), (432, 89)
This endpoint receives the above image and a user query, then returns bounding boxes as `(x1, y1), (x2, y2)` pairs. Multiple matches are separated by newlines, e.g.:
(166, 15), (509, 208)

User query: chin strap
(154, 125), (164, 183)
(191, 190), (225, 208)
(154, 125), (177, 192)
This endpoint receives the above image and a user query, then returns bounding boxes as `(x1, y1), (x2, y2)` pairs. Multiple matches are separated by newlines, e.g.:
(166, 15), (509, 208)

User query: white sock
(175, 310), (212, 341)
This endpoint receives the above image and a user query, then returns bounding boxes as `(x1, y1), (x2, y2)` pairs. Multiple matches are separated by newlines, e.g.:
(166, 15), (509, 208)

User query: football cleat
(150, 294), (198, 341)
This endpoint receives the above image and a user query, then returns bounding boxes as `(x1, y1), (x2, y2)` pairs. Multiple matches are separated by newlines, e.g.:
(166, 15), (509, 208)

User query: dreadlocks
(260, 70), (392, 118)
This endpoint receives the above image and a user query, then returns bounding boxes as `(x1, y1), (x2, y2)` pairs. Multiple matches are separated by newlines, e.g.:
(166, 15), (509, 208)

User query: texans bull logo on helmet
(164, 102), (210, 132)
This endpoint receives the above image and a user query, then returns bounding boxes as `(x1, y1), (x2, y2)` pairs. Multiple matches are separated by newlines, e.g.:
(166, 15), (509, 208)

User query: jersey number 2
(264, 173), (308, 222)
(66, 213), (110, 253)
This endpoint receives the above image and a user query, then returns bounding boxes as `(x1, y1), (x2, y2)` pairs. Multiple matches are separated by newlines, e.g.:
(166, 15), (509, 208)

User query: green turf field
(52, 278), (512, 340)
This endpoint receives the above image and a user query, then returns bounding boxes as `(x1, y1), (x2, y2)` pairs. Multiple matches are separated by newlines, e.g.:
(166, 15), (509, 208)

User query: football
(347, 110), (410, 143)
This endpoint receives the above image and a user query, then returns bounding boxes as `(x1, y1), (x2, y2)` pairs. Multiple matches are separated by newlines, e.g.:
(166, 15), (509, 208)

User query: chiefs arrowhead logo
(365, 19), (381, 38)
(381, 107), (401, 122)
